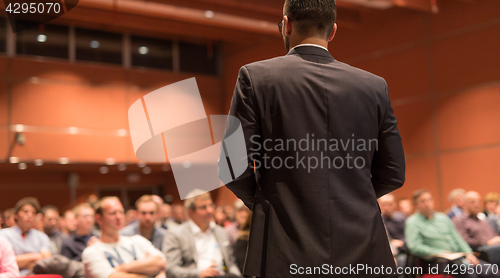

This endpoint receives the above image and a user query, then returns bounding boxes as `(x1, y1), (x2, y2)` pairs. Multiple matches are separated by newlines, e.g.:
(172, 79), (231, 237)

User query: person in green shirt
(405, 189), (498, 278)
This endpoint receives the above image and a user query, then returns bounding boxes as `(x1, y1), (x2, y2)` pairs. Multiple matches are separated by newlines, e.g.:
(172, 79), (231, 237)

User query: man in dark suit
(218, 0), (405, 277)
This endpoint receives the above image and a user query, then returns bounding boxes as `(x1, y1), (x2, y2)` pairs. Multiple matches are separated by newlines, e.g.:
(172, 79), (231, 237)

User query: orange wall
(221, 0), (500, 211)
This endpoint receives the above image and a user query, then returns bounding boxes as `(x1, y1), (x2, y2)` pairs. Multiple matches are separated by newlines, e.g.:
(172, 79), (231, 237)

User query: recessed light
(18, 163), (27, 170)
(106, 158), (115, 165)
(142, 166), (152, 174)
(117, 163), (127, 171)
(34, 159), (43, 166)
(205, 10), (214, 18)
(68, 126), (78, 134)
(138, 46), (149, 55)
(99, 166), (109, 174)
(59, 157), (69, 164)
(37, 34), (47, 43)
(90, 40), (100, 49)
(9, 157), (19, 163)
(15, 124), (24, 132)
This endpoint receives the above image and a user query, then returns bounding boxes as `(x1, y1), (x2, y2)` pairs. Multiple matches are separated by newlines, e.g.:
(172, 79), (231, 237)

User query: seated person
(120, 195), (165, 251)
(60, 203), (96, 261)
(447, 188), (466, 219)
(163, 190), (241, 278)
(406, 189), (497, 278)
(82, 196), (166, 278)
(0, 236), (20, 277)
(41, 205), (64, 255)
(0, 197), (51, 276)
(453, 191), (500, 251)
(483, 192), (499, 217)
(379, 194), (407, 250)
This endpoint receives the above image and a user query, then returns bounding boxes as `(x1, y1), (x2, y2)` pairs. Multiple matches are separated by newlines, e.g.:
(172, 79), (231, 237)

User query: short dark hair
(412, 189), (431, 205)
(14, 197), (40, 214)
(41, 205), (59, 217)
(284, 0), (337, 38)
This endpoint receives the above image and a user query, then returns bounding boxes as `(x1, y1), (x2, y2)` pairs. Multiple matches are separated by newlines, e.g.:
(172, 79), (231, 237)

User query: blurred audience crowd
(0, 188), (499, 278)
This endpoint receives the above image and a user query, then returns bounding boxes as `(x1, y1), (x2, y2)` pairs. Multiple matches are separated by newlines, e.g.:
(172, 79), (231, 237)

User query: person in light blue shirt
(0, 197), (51, 276)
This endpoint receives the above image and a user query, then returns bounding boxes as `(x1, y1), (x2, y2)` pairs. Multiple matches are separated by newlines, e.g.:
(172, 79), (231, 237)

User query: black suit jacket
(220, 45), (405, 278)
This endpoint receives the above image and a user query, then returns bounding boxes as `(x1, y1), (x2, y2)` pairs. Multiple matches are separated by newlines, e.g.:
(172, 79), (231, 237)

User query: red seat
(21, 275), (63, 278)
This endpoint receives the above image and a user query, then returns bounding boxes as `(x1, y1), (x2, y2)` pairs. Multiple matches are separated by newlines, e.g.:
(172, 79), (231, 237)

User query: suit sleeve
(162, 231), (198, 278)
(219, 66), (261, 209)
(371, 81), (405, 198)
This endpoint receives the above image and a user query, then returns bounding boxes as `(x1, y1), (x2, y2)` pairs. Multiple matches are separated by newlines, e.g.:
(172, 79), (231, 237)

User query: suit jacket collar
(286, 44), (335, 60)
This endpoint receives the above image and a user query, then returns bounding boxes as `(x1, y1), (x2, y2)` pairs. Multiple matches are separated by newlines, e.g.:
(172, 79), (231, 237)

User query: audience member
(82, 196), (166, 278)
(0, 197), (51, 276)
(86, 194), (99, 209)
(151, 195), (168, 230)
(379, 194), (406, 243)
(398, 198), (414, 217)
(484, 192), (499, 217)
(225, 200), (250, 248)
(406, 190), (496, 278)
(125, 208), (137, 226)
(453, 191), (500, 251)
(447, 188), (466, 219)
(41, 205), (64, 254)
(2, 209), (15, 229)
(60, 210), (77, 236)
(120, 195), (166, 250)
(60, 203), (95, 261)
(160, 204), (176, 230)
(234, 211), (252, 274)
(171, 204), (187, 226)
(0, 236), (20, 277)
(163, 190), (241, 278)
(214, 206), (228, 227)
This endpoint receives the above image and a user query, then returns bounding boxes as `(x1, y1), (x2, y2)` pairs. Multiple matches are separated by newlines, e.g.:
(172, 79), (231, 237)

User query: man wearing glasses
(163, 190), (241, 278)
(219, 0), (405, 277)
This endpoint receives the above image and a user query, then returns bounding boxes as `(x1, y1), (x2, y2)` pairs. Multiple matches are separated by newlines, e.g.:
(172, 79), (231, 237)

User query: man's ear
(328, 23), (337, 42)
(285, 15), (293, 36)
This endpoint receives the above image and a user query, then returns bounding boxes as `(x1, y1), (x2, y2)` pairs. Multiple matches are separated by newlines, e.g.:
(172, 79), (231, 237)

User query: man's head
(14, 197), (40, 233)
(448, 188), (466, 209)
(398, 198), (414, 216)
(60, 210), (77, 234)
(184, 190), (215, 229)
(281, 0), (337, 52)
(94, 197), (125, 235)
(413, 189), (434, 217)
(2, 209), (15, 228)
(234, 199), (250, 226)
(464, 191), (482, 216)
(125, 208), (137, 225)
(135, 195), (159, 230)
(484, 192), (499, 214)
(160, 203), (172, 222)
(378, 194), (397, 217)
(73, 203), (95, 235)
(172, 204), (187, 224)
(41, 205), (60, 234)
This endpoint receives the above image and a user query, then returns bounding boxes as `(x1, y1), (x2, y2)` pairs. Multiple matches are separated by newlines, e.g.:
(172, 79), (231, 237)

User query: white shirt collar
(288, 43), (329, 54)
(188, 220), (215, 235)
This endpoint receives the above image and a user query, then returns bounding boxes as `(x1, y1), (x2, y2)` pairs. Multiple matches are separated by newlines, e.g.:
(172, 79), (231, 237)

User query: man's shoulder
(120, 222), (138, 236)
(30, 228), (50, 241)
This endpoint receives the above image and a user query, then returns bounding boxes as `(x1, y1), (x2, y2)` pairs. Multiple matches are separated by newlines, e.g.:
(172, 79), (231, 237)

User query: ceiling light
(90, 40), (100, 49)
(205, 10), (214, 18)
(59, 157), (69, 164)
(18, 163), (27, 170)
(138, 46), (149, 55)
(37, 34), (47, 43)
(9, 157), (19, 163)
(34, 159), (43, 166)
